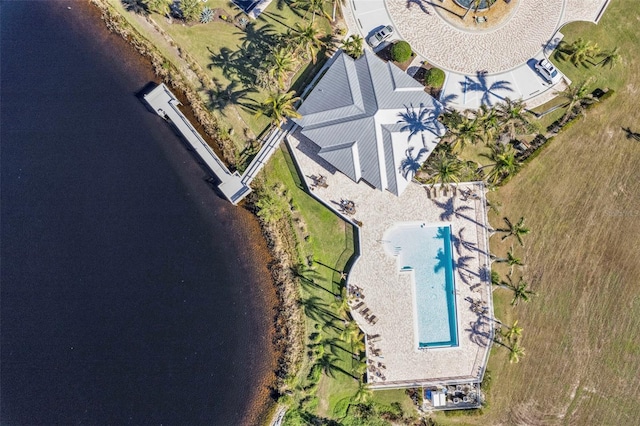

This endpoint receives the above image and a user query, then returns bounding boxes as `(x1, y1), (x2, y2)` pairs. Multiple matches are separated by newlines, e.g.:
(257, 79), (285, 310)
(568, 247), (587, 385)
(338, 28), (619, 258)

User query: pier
(143, 84), (251, 204)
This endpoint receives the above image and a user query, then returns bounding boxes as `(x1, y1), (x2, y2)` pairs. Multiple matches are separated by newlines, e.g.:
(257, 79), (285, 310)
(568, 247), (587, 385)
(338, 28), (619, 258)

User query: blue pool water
(384, 223), (458, 348)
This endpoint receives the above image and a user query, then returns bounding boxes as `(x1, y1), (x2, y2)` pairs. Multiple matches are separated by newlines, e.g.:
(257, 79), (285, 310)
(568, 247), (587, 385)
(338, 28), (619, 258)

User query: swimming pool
(383, 223), (459, 348)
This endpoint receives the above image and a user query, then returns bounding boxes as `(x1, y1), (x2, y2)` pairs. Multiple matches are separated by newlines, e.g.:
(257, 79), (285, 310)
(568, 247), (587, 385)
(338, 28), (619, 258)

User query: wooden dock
(143, 84), (251, 204)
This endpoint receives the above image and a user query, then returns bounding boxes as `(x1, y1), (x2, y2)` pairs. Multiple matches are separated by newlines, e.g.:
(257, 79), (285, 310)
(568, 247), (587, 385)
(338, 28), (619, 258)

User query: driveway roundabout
(384, 0), (565, 74)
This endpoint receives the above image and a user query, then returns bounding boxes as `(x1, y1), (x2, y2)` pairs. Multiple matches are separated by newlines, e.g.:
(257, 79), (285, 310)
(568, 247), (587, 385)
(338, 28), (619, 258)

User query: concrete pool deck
(287, 130), (494, 388)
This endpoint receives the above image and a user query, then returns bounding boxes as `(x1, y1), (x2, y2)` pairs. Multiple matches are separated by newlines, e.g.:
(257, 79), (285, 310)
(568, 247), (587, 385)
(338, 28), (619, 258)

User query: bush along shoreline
(90, 0), (307, 408)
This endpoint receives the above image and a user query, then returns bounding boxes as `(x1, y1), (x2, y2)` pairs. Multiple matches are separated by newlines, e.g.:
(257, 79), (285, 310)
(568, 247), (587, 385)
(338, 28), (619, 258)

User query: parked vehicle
(534, 58), (560, 84)
(367, 25), (394, 48)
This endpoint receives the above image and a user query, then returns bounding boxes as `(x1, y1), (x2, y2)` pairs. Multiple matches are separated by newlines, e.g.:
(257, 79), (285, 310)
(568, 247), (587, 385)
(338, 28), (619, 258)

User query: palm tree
(442, 114), (484, 152)
(556, 38), (600, 67)
(267, 47), (296, 89)
(508, 341), (525, 363)
(341, 35), (364, 59)
(178, 0), (202, 22)
(291, 0), (330, 23)
(422, 150), (465, 189)
(555, 78), (598, 126)
(496, 246), (524, 275)
(494, 98), (532, 140)
(596, 47), (620, 68)
(146, 0), (171, 15)
(255, 189), (287, 223)
(498, 216), (530, 246)
(290, 22), (324, 63)
(440, 108), (464, 129)
(340, 320), (363, 350)
(255, 91), (301, 128)
(503, 320), (523, 341)
(491, 269), (501, 286)
(331, 289), (351, 320)
(481, 143), (521, 185)
(476, 104), (501, 143)
(507, 277), (535, 306)
(352, 382), (372, 403)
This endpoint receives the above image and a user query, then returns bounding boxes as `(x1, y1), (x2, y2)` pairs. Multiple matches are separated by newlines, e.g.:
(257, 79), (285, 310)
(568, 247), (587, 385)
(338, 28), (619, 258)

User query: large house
(294, 50), (445, 196)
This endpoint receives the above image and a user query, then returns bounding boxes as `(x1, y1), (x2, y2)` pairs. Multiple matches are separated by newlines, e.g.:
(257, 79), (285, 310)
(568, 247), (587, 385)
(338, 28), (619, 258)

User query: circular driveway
(384, 0), (565, 73)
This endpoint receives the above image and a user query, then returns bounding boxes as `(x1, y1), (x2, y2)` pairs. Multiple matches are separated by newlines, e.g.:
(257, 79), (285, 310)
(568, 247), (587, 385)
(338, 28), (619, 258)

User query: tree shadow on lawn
(208, 22), (280, 89)
(206, 80), (258, 114)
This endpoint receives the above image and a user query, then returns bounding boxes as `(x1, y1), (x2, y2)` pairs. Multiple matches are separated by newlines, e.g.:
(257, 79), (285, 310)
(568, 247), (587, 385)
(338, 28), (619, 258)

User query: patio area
(287, 130), (495, 388)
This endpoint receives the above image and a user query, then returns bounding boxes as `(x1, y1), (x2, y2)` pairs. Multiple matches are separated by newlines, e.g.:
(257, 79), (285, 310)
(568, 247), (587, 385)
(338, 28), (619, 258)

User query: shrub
(425, 67), (445, 88)
(200, 7), (213, 23)
(391, 41), (412, 63)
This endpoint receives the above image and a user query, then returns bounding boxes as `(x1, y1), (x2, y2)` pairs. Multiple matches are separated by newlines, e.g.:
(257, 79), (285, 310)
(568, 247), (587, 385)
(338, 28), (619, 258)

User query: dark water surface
(1, 2), (275, 424)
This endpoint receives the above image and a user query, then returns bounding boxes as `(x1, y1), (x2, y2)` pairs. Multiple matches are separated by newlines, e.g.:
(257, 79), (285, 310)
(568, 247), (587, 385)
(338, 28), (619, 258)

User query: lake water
(0, 2), (275, 424)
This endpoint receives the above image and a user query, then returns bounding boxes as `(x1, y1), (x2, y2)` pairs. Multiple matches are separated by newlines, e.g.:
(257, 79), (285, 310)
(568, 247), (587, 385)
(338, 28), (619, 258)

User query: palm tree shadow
(424, 0), (463, 18)
(208, 23), (281, 89)
(622, 127), (640, 141)
(434, 248), (449, 274)
(451, 226), (489, 257)
(259, 10), (295, 30)
(432, 197), (455, 221)
(207, 80), (258, 113)
(455, 255), (475, 283)
(440, 92), (459, 107)
(464, 316), (491, 347)
(299, 275), (338, 296)
(397, 103), (445, 145)
(399, 147), (429, 179)
(460, 72), (513, 107)
(405, 0), (431, 14)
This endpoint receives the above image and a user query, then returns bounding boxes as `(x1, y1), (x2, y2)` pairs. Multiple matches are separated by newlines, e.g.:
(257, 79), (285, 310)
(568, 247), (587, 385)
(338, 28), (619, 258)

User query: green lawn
(263, 146), (360, 415)
(110, 0), (334, 161)
(150, 0), (332, 136)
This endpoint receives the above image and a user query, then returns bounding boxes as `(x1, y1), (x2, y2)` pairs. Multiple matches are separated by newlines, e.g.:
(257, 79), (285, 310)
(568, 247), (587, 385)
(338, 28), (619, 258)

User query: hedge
(425, 67), (445, 88)
(391, 41), (412, 63)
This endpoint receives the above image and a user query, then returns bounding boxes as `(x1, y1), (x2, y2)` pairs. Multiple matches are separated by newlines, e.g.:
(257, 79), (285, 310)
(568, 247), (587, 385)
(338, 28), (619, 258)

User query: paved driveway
(440, 48), (570, 110)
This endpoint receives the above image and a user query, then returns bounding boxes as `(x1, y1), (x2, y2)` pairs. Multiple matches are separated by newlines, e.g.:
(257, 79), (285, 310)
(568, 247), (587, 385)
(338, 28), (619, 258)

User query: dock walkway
(144, 84), (251, 204)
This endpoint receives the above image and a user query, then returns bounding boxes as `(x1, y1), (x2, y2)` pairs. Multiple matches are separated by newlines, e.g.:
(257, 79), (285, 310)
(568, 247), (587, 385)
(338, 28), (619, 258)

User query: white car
(367, 25), (394, 48)
(534, 59), (560, 84)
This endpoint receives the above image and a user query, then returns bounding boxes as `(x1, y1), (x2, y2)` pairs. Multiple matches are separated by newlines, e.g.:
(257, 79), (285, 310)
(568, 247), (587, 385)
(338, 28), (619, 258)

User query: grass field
(437, 0), (640, 423)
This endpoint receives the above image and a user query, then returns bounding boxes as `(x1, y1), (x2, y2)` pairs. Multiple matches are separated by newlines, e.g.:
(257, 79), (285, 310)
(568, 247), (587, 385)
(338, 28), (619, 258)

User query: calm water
(1, 2), (275, 424)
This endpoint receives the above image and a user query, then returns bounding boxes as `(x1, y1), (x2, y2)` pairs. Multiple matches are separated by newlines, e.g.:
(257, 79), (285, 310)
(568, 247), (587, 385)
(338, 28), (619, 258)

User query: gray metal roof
(294, 50), (444, 196)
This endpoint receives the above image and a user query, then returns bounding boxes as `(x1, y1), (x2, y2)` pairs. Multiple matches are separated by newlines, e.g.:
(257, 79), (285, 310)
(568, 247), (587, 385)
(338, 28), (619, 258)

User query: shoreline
(87, 0), (306, 423)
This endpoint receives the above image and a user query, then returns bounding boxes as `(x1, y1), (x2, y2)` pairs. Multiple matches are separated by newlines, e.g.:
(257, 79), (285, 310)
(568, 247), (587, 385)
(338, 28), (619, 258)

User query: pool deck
(287, 130), (494, 389)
